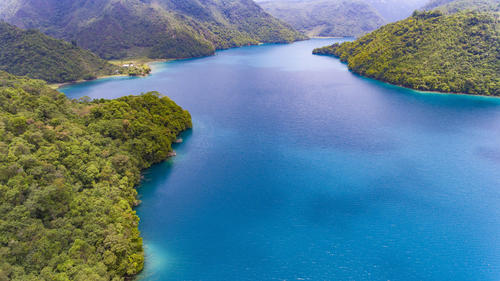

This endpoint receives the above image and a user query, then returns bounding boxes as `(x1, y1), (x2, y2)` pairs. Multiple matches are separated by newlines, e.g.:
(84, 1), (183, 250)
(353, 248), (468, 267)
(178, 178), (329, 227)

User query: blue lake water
(61, 39), (500, 281)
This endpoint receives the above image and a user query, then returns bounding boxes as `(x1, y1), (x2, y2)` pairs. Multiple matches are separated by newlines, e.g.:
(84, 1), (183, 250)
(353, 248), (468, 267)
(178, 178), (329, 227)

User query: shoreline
(49, 74), (128, 89)
(50, 58), (172, 90)
(56, 41), (498, 100)
(310, 36), (347, 39)
(314, 53), (500, 99)
(356, 71), (500, 99)
(52, 38), (309, 90)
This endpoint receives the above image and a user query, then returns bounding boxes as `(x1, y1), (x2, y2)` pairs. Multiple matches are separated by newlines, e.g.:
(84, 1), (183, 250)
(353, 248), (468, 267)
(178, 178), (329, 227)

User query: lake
(61, 39), (500, 281)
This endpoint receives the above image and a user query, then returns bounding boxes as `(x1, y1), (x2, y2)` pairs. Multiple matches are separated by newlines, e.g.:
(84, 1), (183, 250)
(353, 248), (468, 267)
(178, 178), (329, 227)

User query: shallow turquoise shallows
(61, 39), (500, 281)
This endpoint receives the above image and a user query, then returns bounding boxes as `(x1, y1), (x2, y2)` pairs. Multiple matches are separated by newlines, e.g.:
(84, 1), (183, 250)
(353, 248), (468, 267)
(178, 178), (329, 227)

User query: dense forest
(0, 71), (192, 280)
(258, 0), (385, 37)
(0, 0), (305, 60)
(0, 22), (120, 83)
(314, 11), (500, 96)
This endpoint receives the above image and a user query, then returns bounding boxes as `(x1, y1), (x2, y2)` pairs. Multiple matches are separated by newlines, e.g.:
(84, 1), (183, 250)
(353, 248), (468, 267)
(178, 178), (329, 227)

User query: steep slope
(314, 12), (500, 96)
(0, 22), (120, 83)
(258, 0), (385, 37)
(423, 0), (500, 13)
(0, 0), (305, 59)
(0, 71), (192, 280)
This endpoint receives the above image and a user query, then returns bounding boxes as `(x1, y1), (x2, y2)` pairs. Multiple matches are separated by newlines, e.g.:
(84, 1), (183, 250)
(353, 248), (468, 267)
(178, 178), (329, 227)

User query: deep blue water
(61, 39), (500, 281)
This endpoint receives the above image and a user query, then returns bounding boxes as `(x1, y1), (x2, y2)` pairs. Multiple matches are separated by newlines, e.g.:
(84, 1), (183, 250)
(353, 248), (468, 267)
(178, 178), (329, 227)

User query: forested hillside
(0, 72), (192, 280)
(0, 0), (305, 59)
(423, 0), (500, 13)
(0, 22), (120, 83)
(258, 0), (385, 37)
(314, 12), (500, 96)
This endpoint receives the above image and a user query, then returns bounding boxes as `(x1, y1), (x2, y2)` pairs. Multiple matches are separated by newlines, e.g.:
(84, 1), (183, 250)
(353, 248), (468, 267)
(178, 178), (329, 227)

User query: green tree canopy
(314, 12), (500, 96)
(0, 71), (192, 280)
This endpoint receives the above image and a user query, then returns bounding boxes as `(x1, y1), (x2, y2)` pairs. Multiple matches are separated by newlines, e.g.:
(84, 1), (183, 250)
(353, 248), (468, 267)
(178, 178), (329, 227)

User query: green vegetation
(314, 12), (500, 96)
(0, 0), (305, 60)
(119, 65), (152, 77)
(423, 0), (500, 13)
(0, 22), (120, 83)
(0, 71), (192, 280)
(258, 0), (385, 37)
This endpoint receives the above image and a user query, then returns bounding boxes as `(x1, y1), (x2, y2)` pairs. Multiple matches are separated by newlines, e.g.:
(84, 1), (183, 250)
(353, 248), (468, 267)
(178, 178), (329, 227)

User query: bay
(61, 39), (500, 281)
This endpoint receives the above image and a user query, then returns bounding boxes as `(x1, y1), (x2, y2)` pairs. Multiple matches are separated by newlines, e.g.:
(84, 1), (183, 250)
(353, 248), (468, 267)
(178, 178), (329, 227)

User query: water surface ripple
(61, 39), (500, 281)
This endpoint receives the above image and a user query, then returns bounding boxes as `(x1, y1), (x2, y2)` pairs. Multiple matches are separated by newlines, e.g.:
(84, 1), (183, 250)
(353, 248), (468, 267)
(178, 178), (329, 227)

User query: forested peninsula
(314, 11), (500, 96)
(0, 71), (192, 280)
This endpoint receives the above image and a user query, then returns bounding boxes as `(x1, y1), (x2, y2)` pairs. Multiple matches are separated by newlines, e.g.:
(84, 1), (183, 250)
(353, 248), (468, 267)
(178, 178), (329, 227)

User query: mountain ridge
(258, 0), (386, 37)
(0, 0), (305, 59)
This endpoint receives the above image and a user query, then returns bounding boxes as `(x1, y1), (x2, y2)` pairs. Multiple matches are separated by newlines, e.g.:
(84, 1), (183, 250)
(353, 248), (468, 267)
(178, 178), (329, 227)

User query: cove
(60, 39), (500, 281)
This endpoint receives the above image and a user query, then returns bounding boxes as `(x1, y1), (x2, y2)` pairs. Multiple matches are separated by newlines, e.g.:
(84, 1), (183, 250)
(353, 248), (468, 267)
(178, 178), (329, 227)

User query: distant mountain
(0, 22), (119, 83)
(422, 0), (500, 13)
(0, 0), (305, 60)
(363, 0), (429, 21)
(422, 0), (458, 9)
(256, 0), (430, 37)
(314, 11), (500, 96)
(258, 0), (385, 37)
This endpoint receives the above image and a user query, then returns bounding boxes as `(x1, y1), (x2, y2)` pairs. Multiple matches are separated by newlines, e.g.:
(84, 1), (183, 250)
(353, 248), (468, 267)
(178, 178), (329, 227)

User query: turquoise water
(61, 39), (500, 281)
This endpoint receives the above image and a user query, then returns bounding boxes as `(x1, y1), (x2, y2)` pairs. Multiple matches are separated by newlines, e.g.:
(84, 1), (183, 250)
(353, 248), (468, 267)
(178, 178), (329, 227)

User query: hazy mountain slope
(364, 0), (429, 21)
(258, 0), (385, 37)
(423, 0), (500, 13)
(314, 11), (500, 96)
(422, 0), (456, 9)
(0, 22), (119, 83)
(0, 0), (304, 59)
